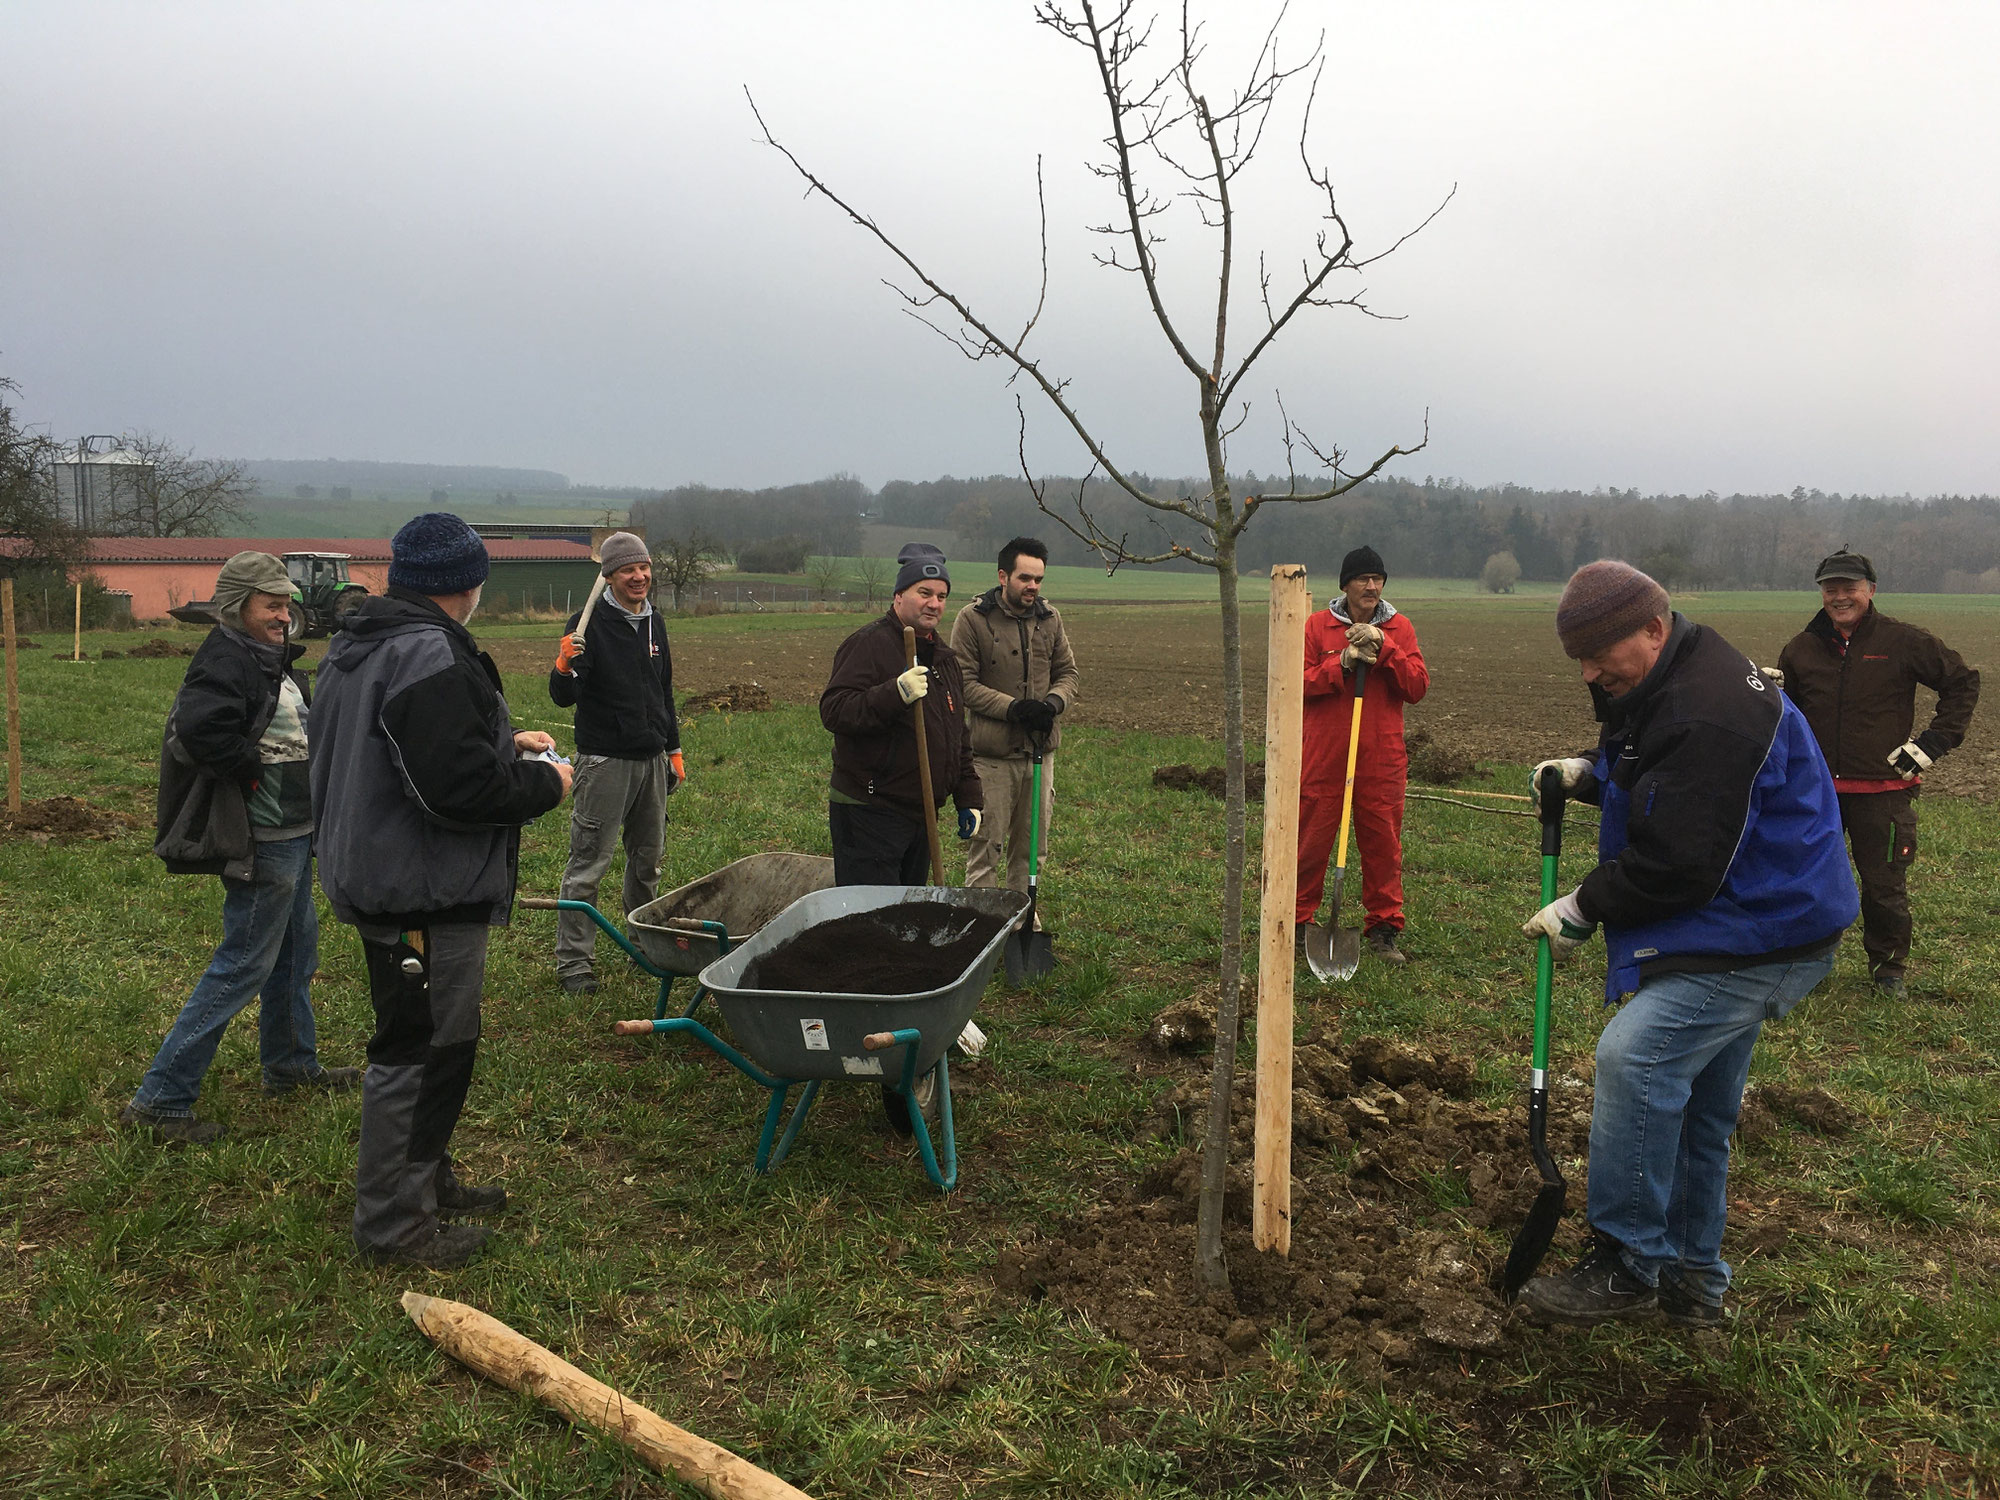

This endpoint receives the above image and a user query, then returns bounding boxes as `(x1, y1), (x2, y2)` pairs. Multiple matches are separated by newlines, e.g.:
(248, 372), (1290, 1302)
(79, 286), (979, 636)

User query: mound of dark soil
(682, 681), (773, 716)
(122, 637), (195, 659)
(7, 638), (40, 649)
(745, 903), (1008, 996)
(0, 796), (144, 844)
(1405, 726), (1485, 785)
(1152, 763), (1266, 800)
(997, 1032), (1596, 1381)
(1736, 1083), (1863, 1141)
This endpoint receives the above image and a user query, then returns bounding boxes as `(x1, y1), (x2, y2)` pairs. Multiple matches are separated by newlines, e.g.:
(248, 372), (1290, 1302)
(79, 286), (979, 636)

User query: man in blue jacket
(1519, 561), (1857, 1327)
(312, 513), (572, 1268)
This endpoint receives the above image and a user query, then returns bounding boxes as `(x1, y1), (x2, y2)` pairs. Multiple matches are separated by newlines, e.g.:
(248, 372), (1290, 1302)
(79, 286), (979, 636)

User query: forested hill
(634, 472), (2000, 593)
(242, 459), (571, 495)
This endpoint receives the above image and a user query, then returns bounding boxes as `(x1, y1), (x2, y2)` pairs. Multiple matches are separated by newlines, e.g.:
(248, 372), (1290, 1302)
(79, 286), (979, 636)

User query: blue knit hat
(389, 512), (490, 595)
(893, 542), (950, 595)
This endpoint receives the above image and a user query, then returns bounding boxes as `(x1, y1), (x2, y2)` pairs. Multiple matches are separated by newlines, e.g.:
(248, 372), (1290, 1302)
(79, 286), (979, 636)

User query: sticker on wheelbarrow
(841, 1055), (884, 1076)
(800, 1018), (829, 1050)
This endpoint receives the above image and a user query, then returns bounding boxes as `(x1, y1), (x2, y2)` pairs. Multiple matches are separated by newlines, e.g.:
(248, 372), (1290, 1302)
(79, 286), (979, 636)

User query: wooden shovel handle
(903, 626), (946, 885)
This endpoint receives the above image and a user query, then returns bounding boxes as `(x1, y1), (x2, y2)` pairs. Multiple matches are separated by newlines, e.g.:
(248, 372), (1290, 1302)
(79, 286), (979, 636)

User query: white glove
(1887, 740), (1933, 780)
(1529, 757), (1594, 797)
(1339, 642), (1378, 670)
(1345, 622), (1384, 656)
(1522, 889), (1596, 959)
(1758, 665), (1785, 691)
(895, 665), (930, 705)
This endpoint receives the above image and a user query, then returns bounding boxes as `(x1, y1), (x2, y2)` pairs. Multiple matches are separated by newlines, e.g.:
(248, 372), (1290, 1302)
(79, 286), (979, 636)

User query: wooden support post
(72, 579), (83, 662)
(402, 1292), (815, 1500)
(2, 578), (21, 815)
(1253, 563), (1310, 1255)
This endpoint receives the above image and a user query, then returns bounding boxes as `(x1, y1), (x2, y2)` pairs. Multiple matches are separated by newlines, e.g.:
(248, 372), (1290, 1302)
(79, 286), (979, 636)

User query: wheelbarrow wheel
(881, 1066), (941, 1137)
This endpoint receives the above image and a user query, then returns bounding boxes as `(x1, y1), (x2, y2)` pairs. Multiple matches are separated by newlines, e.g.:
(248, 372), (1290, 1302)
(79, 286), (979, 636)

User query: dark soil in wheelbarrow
(744, 903), (1009, 996)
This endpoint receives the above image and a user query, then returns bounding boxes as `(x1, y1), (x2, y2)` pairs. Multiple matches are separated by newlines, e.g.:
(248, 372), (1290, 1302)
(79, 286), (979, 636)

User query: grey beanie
(1556, 560), (1671, 659)
(893, 542), (950, 595)
(597, 531), (650, 578)
(212, 551), (291, 632)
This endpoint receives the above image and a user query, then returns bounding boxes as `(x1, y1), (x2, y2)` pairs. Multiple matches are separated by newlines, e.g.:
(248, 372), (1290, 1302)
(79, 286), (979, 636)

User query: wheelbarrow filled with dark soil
(613, 884), (1029, 1191)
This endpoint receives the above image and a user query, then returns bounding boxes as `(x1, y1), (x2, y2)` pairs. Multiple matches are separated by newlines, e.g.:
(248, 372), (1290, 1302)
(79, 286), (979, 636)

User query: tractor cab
(284, 552), (352, 590)
(281, 552), (368, 637)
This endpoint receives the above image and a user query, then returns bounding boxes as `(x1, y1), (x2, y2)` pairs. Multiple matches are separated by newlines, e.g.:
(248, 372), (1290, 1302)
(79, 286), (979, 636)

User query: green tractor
(167, 551), (369, 638)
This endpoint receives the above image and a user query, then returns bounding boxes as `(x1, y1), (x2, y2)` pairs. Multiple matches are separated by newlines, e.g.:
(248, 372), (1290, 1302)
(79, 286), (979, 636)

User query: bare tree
(805, 552), (845, 603)
(851, 553), (891, 610)
(755, 1), (1444, 1289)
(97, 432), (254, 537)
(0, 375), (79, 573)
(652, 527), (727, 611)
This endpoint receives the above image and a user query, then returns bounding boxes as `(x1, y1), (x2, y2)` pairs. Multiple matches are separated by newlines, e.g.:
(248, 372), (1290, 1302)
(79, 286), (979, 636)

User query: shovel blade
(1501, 1180), (1568, 1300)
(1305, 922), (1360, 983)
(1003, 930), (1055, 986)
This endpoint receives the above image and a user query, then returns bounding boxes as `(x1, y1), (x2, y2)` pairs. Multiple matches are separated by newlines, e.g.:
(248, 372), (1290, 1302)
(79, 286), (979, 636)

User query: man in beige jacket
(950, 537), (1080, 895)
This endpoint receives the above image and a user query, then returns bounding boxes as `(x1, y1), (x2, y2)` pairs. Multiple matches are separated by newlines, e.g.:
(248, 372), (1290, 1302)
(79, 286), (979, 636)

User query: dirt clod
(1151, 763), (1265, 801)
(0, 796), (143, 844)
(1752, 1083), (1862, 1137)
(1404, 725), (1484, 785)
(1146, 997), (1217, 1053)
(122, 637), (195, 659)
(682, 681), (772, 716)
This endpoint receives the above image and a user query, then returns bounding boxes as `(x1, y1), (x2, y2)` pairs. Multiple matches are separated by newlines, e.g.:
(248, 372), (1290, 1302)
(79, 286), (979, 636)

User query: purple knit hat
(1556, 561), (1670, 658)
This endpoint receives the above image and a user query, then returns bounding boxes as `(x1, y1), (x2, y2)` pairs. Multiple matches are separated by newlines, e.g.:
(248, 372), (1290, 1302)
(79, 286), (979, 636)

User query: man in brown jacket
(950, 537), (1080, 895)
(819, 543), (983, 885)
(1778, 548), (1980, 996)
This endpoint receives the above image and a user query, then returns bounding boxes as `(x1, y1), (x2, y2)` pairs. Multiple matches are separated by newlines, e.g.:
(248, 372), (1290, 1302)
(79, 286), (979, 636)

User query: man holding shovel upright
(313, 513), (573, 1269)
(819, 543), (982, 886)
(1295, 546), (1429, 964)
(950, 536), (1078, 903)
(547, 531), (683, 995)
(1516, 561), (1856, 1327)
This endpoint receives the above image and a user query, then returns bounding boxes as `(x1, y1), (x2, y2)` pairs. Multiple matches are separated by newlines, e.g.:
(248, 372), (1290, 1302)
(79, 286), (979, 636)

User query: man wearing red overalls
(1295, 546), (1431, 964)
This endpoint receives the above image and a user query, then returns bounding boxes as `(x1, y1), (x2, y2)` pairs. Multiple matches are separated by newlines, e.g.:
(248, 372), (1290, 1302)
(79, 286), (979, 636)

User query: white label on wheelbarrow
(800, 1018), (829, 1051)
(841, 1055), (884, 1076)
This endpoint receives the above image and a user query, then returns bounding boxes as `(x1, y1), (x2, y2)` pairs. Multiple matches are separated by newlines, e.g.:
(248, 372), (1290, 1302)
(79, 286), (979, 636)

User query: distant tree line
(630, 474), (867, 564)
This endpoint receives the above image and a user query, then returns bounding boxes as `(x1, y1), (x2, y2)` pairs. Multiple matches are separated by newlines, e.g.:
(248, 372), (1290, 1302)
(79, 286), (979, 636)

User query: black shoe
(1517, 1234), (1659, 1324)
(1657, 1271), (1731, 1328)
(118, 1103), (226, 1145)
(265, 1065), (362, 1097)
(1364, 925), (1408, 966)
(360, 1223), (491, 1269)
(437, 1161), (508, 1217)
(560, 971), (599, 995)
(1873, 973), (1907, 999)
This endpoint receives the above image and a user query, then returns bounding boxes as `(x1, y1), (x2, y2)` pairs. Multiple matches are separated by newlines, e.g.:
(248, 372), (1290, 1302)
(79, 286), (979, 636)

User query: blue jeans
(1587, 952), (1833, 1305)
(130, 834), (322, 1116)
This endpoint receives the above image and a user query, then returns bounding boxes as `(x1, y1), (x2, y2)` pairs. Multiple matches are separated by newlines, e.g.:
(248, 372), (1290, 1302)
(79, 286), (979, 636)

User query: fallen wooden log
(400, 1291), (814, 1500)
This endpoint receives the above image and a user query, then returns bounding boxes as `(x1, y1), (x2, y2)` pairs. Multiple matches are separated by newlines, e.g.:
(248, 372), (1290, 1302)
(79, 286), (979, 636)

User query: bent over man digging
(819, 542), (982, 886)
(1295, 546), (1429, 964)
(1518, 561), (1856, 1326)
(312, 513), (573, 1269)
(548, 530), (683, 995)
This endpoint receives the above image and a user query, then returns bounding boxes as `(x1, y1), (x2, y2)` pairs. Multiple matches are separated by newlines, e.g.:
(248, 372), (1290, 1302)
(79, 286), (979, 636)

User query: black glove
(1005, 699), (1036, 725)
(1042, 695), (1065, 717)
(1026, 700), (1060, 733)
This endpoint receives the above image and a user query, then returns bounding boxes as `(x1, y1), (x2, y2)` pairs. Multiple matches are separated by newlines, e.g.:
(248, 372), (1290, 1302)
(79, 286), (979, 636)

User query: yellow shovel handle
(1333, 662), (1368, 871)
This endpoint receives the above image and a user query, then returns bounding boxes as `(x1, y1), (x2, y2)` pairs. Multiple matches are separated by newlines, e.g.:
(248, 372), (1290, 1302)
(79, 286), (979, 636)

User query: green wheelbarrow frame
(518, 895), (725, 1020)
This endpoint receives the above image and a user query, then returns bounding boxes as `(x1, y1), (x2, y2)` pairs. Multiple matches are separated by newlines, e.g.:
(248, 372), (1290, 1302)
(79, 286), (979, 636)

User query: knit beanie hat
(212, 551), (292, 633)
(1339, 544), (1387, 588)
(893, 542), (951, 595)
(389, 512), (490, 596)
(1556, 560), (1671, 659)
(597, 531), (650, 578)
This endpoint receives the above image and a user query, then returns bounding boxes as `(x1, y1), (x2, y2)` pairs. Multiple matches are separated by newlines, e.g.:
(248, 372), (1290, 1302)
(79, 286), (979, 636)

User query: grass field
(1, 598), (1997, 1497)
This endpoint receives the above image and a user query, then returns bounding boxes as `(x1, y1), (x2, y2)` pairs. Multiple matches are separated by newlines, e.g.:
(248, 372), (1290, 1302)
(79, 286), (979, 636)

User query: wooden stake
(72, 579), (82, 662)
(2, 578), (21, 815)
(1253, 564), (1310, 1255)
(401, 1292), (816, 1500)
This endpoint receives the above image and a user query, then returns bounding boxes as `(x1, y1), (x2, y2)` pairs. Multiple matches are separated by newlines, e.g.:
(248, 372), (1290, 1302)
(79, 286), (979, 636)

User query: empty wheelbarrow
(521, 852), (834, 1019)
(613, 883), (1029, 1191)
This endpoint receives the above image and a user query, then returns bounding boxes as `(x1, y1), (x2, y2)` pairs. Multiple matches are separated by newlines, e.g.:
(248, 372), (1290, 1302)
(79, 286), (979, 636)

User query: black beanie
(389, 512), (490, 595)
(1339, 545), (1387, 588)
(893, 542), (951, 595)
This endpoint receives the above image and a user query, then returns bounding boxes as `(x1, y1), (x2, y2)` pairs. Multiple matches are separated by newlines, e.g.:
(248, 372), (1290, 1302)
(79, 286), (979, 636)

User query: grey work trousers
(964, 752), (1055, 894)
(556, 751), (668, 979)
(352, 921), (488, 1255)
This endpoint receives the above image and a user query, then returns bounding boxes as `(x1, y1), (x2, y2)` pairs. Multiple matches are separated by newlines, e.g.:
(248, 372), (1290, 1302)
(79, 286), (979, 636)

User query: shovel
(1003, 737), (1056, 984)
(1501, 765), (1570, 1301)
(1304, 660), (1368, 982)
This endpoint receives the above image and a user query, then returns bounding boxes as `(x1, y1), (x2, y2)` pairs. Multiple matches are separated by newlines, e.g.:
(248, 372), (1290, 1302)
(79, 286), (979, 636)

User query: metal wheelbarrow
(613, 884), (1029, 1192)
(521, 852), (835, 1019)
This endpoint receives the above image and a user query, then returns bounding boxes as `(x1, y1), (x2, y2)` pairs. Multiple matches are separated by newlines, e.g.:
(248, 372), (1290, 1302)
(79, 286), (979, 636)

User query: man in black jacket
(312, 514), (571, 1268)
(547, 531), (682, 993)
(124, 551), (358, 1145)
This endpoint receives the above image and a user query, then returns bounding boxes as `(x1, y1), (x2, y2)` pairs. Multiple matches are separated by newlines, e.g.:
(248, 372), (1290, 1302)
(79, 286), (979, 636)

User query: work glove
(1522, 889), (1596, 959)
(554, 632), (584, 676)
(1888, 740), (1933, 780)
(1042, 694), (1065, 717)
(1345, 622), (1384, 656)
(957, 807), (983, 841)
(1758, 665), (1785, 691)
(666, 749), (685, 795)
(1005, 698), (1036, 725)
(1528, 757), (1595, 798)
(895, 665), (930, 705)
(1338, 642), (1377, 671)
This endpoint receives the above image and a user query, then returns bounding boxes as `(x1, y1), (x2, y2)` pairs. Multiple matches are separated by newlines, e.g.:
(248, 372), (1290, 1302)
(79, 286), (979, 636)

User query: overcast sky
(5, 2), (1997, 496)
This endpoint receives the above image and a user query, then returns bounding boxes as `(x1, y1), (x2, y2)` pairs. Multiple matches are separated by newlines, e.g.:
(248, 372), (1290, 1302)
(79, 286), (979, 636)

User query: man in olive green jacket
(949, 537), (1080, 895)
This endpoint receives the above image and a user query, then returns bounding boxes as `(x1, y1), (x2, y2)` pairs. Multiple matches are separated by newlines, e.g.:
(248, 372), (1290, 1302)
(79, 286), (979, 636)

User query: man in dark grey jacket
(312, 513), (571, 1268)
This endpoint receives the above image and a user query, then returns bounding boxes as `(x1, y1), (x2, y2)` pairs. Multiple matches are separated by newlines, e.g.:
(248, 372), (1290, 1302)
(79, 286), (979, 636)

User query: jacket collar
(973, 585), (1051, 620)
(1330, 597), (1397, 626)
(1805, 603), (1875, 647)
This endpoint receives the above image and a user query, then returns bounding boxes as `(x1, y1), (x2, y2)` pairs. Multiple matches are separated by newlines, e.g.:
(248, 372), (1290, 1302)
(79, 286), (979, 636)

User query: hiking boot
(118, 1104), (227, 1145)
(560, 971), (599, 995)
(1517, 1235), (1658, 1325)
(265, 1065), (362, 1097)
(360, 1223), (491, 1269)
(1364, 926), (1408, 965)
(1873, 973), (1907, 1000)
(1657, 1272), (1732, 1329)
(437, 1162), (508, 1218)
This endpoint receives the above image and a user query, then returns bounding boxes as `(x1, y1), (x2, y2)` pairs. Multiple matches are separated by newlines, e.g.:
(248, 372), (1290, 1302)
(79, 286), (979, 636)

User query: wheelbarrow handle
(612, 1019), (659, 1036)
(864, 1028), (921, 1052)
(519, 896), (560, 910)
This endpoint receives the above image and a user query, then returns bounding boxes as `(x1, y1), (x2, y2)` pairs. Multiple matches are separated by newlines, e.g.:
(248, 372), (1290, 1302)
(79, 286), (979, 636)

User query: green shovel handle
(1533, 766), (1567, 1073)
